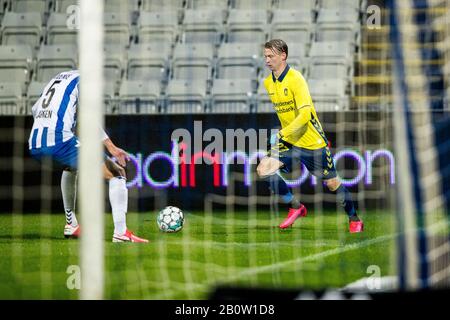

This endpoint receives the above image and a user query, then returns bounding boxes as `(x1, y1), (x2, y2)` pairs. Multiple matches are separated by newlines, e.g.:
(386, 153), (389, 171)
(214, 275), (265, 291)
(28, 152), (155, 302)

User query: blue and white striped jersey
(29, 70), (80, 149)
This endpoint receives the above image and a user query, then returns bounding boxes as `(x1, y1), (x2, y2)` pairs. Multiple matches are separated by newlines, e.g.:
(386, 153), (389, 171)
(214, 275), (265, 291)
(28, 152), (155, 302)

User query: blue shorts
(30, 137), (79, 170)
(269, 140), (337, 180)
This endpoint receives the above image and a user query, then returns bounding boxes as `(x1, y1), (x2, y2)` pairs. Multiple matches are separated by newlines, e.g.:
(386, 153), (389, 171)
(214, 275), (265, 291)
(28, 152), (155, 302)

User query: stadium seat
(308, 64), (350, 82)
(103, 44), (127, 86)
(308, 79), (349, 110)
(127, 43), (171, 82)
(316, 9), (360, 45)
(216, 42), (261, 81)
(0, 82), (24, 115)
(226, 9), (268, 43)
(181, 9), (224, 44)
(187, 0), (229, 10)
(1, 12), (42, 49)
(35, 44), (77, 82)
(138, 11), (179, 44)
(0, 0), (8, 15)
(104, 0), (139, 12)
(10, 0), (50, 21)
(285, 43), (309, 73)
(319, 0), (362, 12)
(210, 79), (253, 113)
(270, 10), (314, 45)
(309, 41), (353, 67)
(232, 0), (272, 9)
(255, 80), (273, 113)
(171, 43), (215, 82)
(104, 12), (131, 47)
(103, 81), (117, 114)
(118, 80), (161, 114)
(277, 0), (317, 11)
(26, 81), (46, 114)
(54, 0), (77, 13)
(165, 79), (207, 114)
(46, 13), (78, 45)
(446, 87), (450, 110)
(0, 45), (33, 93)
(141, 0), (185, 20)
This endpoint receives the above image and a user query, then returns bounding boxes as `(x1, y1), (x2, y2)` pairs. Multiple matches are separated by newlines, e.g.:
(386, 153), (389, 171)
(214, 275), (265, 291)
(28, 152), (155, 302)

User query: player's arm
(102, 130), (130, 167)
(278, 75), (313, 139)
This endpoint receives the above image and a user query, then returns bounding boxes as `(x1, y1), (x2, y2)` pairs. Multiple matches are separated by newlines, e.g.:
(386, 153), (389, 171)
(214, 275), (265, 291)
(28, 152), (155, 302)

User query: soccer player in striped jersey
(256, 39), (364, 233)
(28, 70), (148, 242)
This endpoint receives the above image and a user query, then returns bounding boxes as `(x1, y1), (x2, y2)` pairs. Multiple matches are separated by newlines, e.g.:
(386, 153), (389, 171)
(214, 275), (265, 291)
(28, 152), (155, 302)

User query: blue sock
(334, 184), (358, 220)
(265, 174), (293, 204)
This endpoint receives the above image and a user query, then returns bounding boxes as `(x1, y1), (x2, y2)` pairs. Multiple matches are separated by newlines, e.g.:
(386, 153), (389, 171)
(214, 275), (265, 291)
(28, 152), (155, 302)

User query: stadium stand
(118, 79), (161, 114)
(127, 43), (171, 83)
(270, 9), (314, 46)
(277, 0), (317, 10)
(171, 42), (215, 85)
(0, 44), (33, 93)
(54, 0), (77, 13)
(26, 81), (46, 113)
(46, 12), (78, 45)
(138, 10), (179, 44)
(308, 78), (349, 110)
(165, 79), (208, 114)
(232, 0), (273, 9)
(181, 9), (225, 44)
(0, 0), (405, 114)
(216, 42), (261, 83)
(187, 0), (229, 10)
(226, 9), (268, 43)
(104, 44), (127, 87)
(1, 12), (42, 50)
(210, 78), (253, 113)
(316, 8), (360, 47)
(0, 81), (23, 114)
(10, 0), (50, 21)
(35, 44), (77, 82)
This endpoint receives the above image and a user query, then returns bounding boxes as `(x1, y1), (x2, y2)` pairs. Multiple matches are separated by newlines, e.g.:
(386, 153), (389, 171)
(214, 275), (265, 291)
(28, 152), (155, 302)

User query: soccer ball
(157, 206), (184, 233)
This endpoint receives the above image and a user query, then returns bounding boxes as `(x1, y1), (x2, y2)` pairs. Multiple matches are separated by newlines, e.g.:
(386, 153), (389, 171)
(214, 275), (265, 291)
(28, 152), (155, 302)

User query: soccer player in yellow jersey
(256, 39), (364, 233)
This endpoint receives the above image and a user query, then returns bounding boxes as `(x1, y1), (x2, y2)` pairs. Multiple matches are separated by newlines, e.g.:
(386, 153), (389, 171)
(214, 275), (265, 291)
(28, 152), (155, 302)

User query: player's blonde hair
(264, 39), (288, 59)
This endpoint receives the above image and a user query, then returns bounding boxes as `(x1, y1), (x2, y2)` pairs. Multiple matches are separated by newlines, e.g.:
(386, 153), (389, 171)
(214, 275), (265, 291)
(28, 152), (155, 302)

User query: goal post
(78, 0), (104, 300)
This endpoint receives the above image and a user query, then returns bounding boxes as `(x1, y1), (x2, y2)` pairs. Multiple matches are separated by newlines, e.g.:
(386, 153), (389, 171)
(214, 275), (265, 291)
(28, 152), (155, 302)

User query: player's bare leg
(257, 157), (307, 229)
(325, 177), (363, 233)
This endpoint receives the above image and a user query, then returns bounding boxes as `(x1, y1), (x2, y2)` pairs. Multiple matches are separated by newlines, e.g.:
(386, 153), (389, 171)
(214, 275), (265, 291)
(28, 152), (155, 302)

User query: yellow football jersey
(263, 65), (327, 150)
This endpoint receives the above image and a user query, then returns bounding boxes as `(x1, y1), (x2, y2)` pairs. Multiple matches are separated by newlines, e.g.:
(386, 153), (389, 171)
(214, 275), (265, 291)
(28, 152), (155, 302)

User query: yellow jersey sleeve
(279, 105), (312, 139)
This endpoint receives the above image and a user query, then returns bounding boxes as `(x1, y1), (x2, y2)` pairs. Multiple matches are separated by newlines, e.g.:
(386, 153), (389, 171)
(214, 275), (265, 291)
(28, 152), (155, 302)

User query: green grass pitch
(0, 210), (396, 299)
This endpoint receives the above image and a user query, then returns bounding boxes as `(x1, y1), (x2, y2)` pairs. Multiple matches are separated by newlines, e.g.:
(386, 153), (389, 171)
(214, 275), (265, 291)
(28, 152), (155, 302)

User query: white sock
(61, 170), (78, 227)
(109, 176), (128, 235)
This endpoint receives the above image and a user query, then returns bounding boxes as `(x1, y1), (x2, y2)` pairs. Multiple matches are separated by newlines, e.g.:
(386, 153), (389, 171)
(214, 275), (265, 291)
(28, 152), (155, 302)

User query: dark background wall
(0, 112), (394, 213)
